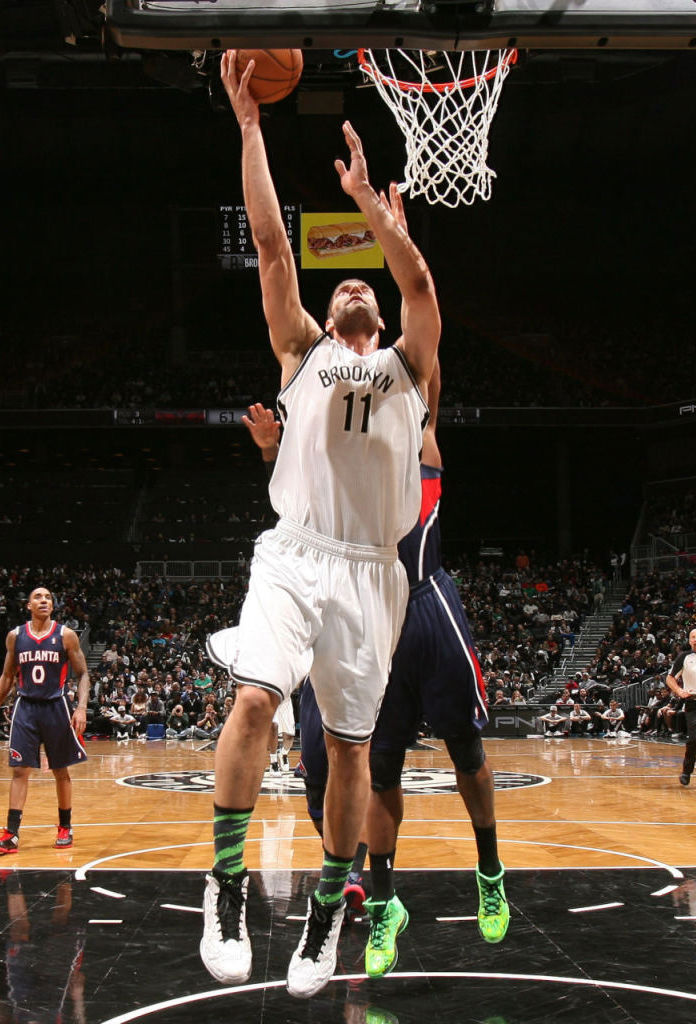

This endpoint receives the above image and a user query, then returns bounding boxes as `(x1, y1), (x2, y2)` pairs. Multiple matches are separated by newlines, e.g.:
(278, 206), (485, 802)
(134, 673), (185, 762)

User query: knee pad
(445, 732), (485, 775)
(369, 748), (406, 792)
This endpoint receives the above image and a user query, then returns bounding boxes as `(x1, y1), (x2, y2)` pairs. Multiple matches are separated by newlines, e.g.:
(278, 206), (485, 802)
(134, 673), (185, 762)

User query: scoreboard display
(218, 204), (300, 269)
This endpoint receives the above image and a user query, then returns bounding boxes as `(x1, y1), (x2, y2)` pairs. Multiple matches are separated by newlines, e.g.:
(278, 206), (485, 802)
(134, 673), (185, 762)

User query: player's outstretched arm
(64, 628), (89, 735)
(220, 51), (320, 374)
(379, 184), (441, 468)
(335, 122), (439, 386)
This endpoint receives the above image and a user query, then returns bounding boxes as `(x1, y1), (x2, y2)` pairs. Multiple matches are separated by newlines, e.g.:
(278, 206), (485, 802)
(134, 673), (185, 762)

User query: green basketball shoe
(364, 894), (409, 978)
(476, 863), (510, 944)
(365, 1007), (400, 1024)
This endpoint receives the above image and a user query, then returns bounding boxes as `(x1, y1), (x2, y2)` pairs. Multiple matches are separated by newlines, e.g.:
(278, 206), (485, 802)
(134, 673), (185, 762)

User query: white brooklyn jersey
(270, 333), (429, 547)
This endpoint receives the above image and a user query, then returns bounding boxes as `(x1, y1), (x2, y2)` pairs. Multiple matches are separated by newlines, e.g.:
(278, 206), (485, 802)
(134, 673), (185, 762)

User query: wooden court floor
(3, 734), (694, 873)
(3, 736), (696, 1024)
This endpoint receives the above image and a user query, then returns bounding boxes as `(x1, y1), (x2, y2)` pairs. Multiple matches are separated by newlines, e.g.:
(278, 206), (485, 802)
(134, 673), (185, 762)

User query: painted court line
(568, 902), (624, 914)
(97, 970), (696, 1023)
(436, 915), (477, 921)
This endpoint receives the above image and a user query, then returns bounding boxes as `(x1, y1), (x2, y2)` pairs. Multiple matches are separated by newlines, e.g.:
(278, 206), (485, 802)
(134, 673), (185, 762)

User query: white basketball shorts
(233, 518), (409, 743)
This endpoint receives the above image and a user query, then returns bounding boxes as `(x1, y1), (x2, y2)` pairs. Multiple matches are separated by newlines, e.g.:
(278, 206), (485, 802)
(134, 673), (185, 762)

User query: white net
(359, 48), (517, 208)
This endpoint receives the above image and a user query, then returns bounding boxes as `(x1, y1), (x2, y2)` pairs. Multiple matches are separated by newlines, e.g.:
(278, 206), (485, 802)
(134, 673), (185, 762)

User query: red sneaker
(343, 879), (366, 923)
(0, 829), (18, 855)
(55, 826), (73, 849)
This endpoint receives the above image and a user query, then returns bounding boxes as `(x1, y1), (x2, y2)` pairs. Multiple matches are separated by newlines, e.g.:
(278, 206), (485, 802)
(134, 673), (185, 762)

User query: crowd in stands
(0, 555), (604, 740)
(584, 570), (695, 691)
(449, 554), (603, 703)
(0, 564), (246, 741)
(1, 554), (694, 743)
(3, 307), (695, 413)
(136, 472), (273, 547)
(641, 487), (696, 547)
(0, 471), (135, 542)
(523, 567), (696, 739)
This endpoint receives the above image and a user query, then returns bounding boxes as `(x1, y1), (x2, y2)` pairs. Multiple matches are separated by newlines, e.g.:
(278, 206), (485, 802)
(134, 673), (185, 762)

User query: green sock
(315, 847), (354, 907)
(212, 804), (252, 879)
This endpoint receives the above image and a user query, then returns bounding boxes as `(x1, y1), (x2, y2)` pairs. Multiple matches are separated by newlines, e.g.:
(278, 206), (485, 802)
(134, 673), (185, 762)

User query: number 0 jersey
(13, 621), (70, 700)
(271, 334), (429, 547)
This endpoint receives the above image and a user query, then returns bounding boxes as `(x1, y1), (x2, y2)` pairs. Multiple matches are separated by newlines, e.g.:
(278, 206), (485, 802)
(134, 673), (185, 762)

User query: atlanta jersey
(13, 621), (69, 700)
(271, 334), (429, 547)
(397, 463), (442, 585)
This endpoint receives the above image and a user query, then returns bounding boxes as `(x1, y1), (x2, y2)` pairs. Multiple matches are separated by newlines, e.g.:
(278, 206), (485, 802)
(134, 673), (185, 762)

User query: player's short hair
(27, 586), (54, 604)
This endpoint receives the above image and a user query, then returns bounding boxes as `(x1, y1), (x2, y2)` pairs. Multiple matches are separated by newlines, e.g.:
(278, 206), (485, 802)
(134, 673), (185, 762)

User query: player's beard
(332, 301), (380, 338)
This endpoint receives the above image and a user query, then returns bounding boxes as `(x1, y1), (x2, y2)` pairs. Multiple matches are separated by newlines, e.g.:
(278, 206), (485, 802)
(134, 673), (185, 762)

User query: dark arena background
(1, 3), (696, 1023)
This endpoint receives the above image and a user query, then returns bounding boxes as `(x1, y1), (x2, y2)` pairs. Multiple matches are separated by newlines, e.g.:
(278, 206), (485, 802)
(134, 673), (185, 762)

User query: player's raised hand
(334, 121), (371, 197)
(242, 403), (280, 455)
(220, 49), (260, 125)
(379, 181), (408, 234)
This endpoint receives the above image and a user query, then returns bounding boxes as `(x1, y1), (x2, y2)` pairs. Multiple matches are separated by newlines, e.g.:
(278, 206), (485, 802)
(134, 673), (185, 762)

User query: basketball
(235, 49), (303, 104)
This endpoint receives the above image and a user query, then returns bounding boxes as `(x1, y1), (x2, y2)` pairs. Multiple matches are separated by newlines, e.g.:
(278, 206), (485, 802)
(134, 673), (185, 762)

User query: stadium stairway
(86, 641), (107, 675)
(532, 581), (626, 701)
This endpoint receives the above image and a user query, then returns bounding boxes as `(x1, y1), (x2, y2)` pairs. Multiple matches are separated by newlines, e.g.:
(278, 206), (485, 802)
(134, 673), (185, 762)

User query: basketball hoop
(357, 47), (517, 208)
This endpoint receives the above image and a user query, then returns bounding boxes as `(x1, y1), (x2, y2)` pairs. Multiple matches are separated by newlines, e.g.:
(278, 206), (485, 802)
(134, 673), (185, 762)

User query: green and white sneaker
(364, 894), (409, 978)
(475, 863), (510, 944)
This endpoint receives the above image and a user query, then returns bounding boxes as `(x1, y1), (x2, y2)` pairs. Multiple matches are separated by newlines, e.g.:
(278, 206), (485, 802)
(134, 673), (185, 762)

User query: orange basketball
(235, 49), (304, 104)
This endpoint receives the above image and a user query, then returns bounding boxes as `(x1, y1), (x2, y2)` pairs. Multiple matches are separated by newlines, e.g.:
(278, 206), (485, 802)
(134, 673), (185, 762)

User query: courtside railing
(136, 559), (249, 580)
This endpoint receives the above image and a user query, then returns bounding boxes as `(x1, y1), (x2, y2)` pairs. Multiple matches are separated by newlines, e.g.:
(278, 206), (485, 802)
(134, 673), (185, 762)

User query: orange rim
(357, 47), (517, 94)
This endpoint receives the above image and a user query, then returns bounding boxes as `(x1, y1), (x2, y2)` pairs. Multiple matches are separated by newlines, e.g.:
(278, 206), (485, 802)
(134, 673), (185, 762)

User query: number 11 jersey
(270, 333), (429, 548)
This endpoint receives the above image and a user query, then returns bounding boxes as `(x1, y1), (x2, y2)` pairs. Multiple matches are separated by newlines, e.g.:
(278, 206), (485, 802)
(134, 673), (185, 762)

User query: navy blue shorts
(372, 567), (488, 753)
(8, 696), (88, 770)
(299, 681), (328, 821)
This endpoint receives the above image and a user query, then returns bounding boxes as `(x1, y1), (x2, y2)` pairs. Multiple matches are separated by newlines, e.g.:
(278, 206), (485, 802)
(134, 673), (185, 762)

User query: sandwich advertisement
(301, 213), (385, 270)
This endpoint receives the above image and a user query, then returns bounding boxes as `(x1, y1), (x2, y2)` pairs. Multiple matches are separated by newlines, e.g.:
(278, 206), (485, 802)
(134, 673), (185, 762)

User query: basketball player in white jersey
(199, 51), (440, 999)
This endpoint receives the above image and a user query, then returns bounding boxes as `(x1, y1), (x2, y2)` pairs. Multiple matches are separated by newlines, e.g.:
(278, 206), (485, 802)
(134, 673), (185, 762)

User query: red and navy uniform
(8, 622), (87, 770)
(396, 463), (443, 585)
(299, 465), (487, 814)
(14, 621), (70, 699)
(373, 463), (488, 753)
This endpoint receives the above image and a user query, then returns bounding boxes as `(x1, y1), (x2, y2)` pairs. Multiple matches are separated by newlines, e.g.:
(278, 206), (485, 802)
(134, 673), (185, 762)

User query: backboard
(105, 1), (696, 52)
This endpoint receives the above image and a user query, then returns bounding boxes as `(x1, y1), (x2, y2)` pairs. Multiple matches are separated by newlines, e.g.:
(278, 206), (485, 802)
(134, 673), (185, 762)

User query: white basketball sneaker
(200, 872), (252, 984)
(287, 894), (344, 999)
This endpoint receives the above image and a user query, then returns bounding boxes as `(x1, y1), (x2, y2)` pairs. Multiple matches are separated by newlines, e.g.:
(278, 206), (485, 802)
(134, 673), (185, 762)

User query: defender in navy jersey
(0, 587), (89, 853)
(298, 355), (509, 979)
(201, 53), (440, 999)
(666, 627), (696, 786)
